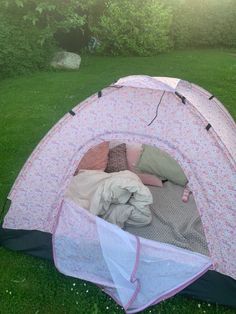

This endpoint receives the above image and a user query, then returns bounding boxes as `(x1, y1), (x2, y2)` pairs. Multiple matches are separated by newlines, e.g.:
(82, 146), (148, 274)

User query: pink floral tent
(2, 76), (236, 312)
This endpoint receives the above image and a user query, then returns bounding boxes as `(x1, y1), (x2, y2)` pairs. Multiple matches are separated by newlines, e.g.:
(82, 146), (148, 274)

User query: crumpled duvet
(65, 170), (153, 228)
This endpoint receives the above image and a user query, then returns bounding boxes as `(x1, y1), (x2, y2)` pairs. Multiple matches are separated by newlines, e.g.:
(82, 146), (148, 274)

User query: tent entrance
(70, 140), (210, 258)
(53, 199), (212, 313)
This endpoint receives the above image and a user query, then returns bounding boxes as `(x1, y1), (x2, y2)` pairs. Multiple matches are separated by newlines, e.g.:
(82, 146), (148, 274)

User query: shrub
(0, 0), (96, 78)
(0, 0), (93, 43)
(92, 0), (173, 56)
(0, 15), (55, 79)
(170, 0), (236, 48)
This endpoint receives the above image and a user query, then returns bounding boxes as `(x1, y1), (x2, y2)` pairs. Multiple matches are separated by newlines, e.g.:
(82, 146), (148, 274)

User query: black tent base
(0, 226), (53, 260)
(1, 225), (236, 308)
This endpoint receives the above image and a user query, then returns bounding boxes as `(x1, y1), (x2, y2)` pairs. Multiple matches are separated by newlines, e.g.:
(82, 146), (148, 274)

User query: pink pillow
(75, 142), (109, 174)
(126, 143), (163, 187)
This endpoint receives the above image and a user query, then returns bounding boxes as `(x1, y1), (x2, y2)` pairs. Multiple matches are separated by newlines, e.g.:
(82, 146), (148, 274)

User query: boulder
(51, 51), (81, 70)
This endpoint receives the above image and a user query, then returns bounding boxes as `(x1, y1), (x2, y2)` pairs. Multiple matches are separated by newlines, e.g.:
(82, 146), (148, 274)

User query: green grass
(0, 49), (236, 314)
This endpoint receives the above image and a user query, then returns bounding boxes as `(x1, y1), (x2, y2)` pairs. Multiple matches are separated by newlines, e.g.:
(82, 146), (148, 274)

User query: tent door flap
(53, 199), (212, 313)
(96, 215), (212, 312)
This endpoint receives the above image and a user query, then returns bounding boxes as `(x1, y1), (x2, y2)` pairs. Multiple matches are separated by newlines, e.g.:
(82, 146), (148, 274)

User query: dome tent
(1, 75), (236, 312)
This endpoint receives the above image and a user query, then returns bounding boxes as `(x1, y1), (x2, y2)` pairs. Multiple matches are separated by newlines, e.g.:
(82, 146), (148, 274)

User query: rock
(51, 51), (81, 70)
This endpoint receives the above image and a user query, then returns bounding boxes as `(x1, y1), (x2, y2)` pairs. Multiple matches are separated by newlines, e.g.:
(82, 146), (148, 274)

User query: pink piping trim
(95, 236), (141, 312)
(124, 236), (141, 311)
(95, 215), (142, 310)
(51, 199), (142, 310)
(51, 200), (212, 313)
(99, 286), (127, 310)
(52, 199), (117, 289)
(124, 280), (140, 311)
(51, 198), (64, 262)
(97, 238), (211, 313)
(127, 262), (212, 314)
(131, 236), (141, 282)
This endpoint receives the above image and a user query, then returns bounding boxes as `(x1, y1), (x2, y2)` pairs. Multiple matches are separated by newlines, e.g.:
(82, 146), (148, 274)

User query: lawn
(0, 49), (236, 314)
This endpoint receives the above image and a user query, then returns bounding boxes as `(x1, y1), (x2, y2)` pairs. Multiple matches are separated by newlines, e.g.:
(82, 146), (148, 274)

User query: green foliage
(0, 15), (55, 79)
(0, 0), (96, 78)
(1, 0), (236, 77)
(89, 0), (236, 54)
(170, 0), (236, 48)
(0, 0), (94, 44)
(91, 0), (173, 56)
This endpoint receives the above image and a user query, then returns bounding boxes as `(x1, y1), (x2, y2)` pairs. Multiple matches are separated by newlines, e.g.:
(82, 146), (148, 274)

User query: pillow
(75, 142), (109, 174)
(137, 144), (188, 186)
(105, 143), (128, 173)
(109, 140), (123, 149)
(126, 143), (163, 187)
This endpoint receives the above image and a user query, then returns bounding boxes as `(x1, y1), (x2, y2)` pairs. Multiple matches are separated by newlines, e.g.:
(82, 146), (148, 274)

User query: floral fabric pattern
(3, 76), (236, 280)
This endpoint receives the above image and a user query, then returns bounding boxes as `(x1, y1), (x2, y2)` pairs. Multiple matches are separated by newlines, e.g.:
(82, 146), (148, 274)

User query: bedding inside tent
(65, 141), (209, 257)
(125, 182), (209, 256)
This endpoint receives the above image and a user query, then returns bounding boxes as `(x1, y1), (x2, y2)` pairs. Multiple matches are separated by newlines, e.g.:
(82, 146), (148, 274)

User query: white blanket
(65, 170), (153, 228)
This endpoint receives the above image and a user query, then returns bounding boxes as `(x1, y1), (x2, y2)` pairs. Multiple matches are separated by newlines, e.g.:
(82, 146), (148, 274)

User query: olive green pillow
(137, 145), (187, 186)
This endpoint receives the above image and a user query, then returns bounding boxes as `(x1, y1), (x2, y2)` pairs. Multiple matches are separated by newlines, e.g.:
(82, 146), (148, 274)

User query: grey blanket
(125, 181), (209, 256)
